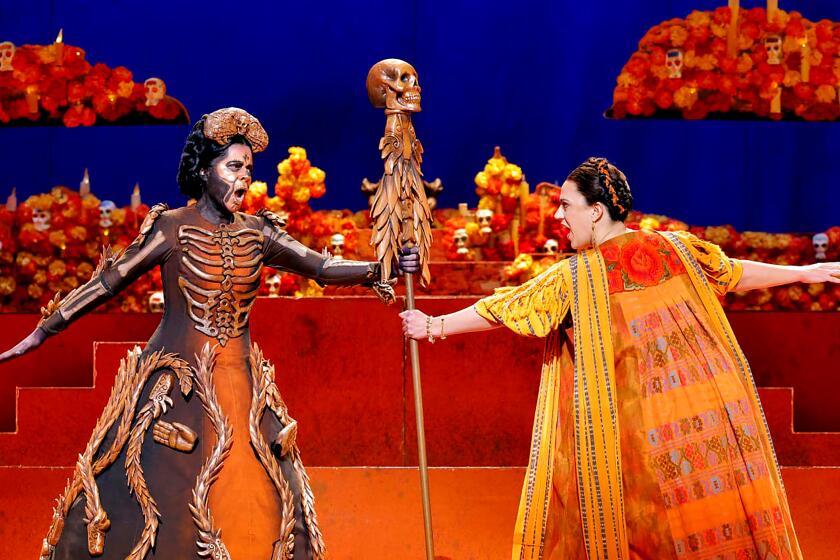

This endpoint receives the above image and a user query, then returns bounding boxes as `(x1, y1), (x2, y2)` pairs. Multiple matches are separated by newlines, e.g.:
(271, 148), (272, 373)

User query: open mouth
(399, 91), (421, 106)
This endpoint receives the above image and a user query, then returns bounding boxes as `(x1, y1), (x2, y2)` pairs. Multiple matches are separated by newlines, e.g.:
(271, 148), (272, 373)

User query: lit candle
(767, 0), (778, 21)
(801, 40), (810, 82)
(25, 85), (39, 114)
(54, 29), (64, 66)
(771, 85), (782, 114)
(131, 183), (141, 210)
(511, 217), (520, 256)
(458, 202), (469, 217)
(519, 181), (529, 223)
(79, 168), (90, 197)
(538, 185), (546, 239)
(6, 188), (16, 212)
(727, 0), (740, 57)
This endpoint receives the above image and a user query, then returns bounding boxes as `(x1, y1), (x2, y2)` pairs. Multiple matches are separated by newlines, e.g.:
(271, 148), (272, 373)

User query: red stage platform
(0, 298), (838, 558)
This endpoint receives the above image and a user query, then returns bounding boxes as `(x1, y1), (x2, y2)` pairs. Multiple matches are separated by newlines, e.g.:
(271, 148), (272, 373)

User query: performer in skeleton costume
(0, 107), (420, 560)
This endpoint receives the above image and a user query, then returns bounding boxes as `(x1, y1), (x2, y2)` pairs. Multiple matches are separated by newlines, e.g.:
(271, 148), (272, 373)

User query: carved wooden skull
(99, 200), (116, 228)
(765, 35), (782, 65)
(148, 291), (164, 313)
(32, 208), (51, 232)
(265, 273), (282, 297)
(0, 42), (14, 72)
(454, 228), (469, 255)
(476, 208), (494, 235)
(544, 239), (559, 255)
(813, 232), (829, 261)
(366, 59), (421, 112)
(666, 49), (683, 79)
(144, 78), (166, 107)
(330, 233), (346, 259)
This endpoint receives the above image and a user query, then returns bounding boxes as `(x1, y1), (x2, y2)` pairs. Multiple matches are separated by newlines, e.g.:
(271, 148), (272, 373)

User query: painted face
(554, 180), (597, 250)
(204, 143), (253, 214)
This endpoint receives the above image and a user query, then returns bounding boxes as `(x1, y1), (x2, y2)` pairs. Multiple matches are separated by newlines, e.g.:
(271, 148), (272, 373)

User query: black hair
(176, 118), (253, 199)
(566, 157), (633, 222)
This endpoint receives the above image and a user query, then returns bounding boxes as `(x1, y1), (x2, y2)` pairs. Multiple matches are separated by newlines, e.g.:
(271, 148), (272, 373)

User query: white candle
(79, 168), (90, 197)
(131, 183), (141, 210)
(6, 188), (16, 212)
(54, 29), (64, 66)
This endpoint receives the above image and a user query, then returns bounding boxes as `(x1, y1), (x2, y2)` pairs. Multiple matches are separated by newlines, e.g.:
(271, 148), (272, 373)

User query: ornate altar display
(0, 32), (188, 126)
(608, 2), (840, 121)
(1, 146), (837, 313)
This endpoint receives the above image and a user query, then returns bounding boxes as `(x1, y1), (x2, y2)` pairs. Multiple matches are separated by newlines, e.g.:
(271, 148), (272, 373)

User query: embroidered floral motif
(601, 230), (686, 293)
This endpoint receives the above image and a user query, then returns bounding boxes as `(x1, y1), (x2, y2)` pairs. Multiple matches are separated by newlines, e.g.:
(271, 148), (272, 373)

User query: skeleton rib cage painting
(0, 107), (411, 560)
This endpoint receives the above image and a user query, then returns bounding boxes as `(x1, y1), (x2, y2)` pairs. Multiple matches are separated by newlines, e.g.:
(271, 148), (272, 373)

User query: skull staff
(366, 58), (436, 560)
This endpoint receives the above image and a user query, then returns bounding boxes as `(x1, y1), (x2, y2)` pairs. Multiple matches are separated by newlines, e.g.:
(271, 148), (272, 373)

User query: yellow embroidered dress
(475, 229), (801, 560)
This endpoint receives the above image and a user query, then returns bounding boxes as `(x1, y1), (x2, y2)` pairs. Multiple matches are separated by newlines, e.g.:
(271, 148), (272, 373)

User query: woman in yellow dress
(401, 157), (840, 560)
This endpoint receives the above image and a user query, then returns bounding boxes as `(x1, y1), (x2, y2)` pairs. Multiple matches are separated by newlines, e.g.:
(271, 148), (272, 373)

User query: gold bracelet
(426, 315), (435, 344)
(439, 316), (447, 340)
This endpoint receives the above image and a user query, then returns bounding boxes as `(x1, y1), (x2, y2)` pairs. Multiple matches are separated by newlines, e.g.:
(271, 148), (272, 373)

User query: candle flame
(133, 183), (140, 195)
(56, 29), (63, 44)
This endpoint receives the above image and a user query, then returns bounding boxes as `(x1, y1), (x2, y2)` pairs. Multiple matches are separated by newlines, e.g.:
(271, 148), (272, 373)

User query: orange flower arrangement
(612, 6), (840, 121)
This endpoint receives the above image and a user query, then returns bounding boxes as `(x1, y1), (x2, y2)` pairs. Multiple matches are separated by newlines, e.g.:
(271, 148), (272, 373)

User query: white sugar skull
(330, 233), (346, 260)
(265, 273), (282, 297)
(144, 78), (166, 107)
(0, 42), (14, 72)
(32, 208), (51, 232)
(666, 49), (683, 79)
(99, 200), (116, 228)
(765, 35), (782, 65)
(544, 239), (559, 255)
(813, 232), (829, 261)
(454, 228), (469, 255)
(476, 208), (494, 235)
(148, 291), (164, 313)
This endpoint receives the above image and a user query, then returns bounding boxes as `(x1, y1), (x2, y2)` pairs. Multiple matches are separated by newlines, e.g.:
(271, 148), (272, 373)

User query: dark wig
(176, 118), (253, 199)
(566, 157), (633, 222)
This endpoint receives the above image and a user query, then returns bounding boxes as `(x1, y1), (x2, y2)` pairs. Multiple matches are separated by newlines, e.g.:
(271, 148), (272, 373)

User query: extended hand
(0, 327), (48, 364)
(397, 246), (421, 275)
(399, 309), (429, 340)
(799, 262), (840, 284)
(153, 420), (197, 452)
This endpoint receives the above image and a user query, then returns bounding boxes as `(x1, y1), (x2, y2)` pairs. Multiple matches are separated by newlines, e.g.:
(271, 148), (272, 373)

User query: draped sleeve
(474, 260), (571, 337)
(671, 230), (743, 296)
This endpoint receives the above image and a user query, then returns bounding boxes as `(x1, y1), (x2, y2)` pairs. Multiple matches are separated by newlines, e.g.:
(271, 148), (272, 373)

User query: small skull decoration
(144, 78), (166, 107)
(544, 239), (559, 255)
(330, 233), (346, 260)
(813, 232), (829, 261)
(148, 291), (164, 313)
(0, 42), (14, 72)
(366, 59), (421, 112)
(765, 35), (782, 65)
(476, 208), (494, 235)
(453, 228), (469, 255)
(99, 200), (116, 228)
(666, 49), (684, 79)
(265, 273), (282, 297)
(32, 208), (51, 232)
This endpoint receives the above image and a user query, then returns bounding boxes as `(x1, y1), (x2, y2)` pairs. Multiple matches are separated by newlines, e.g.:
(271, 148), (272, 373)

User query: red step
(1, 466), (839, 560)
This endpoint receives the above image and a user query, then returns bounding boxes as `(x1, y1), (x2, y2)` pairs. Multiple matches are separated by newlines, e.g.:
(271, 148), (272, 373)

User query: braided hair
(176, 118), (253, 199)
(566, 157), (633, 222)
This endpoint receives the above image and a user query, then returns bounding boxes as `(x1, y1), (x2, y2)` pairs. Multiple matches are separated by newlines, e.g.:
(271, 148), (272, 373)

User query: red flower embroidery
(620, 239), (665, 286)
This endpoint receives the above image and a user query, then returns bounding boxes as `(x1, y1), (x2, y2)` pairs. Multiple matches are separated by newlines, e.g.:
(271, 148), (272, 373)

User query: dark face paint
(203, 143), (253, 215)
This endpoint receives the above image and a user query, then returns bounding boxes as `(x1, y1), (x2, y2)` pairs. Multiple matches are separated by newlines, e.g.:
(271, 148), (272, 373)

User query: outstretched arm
(0, 206), (171, 364)
(400, 305), (499, 341)
(733, 260), (840, 292)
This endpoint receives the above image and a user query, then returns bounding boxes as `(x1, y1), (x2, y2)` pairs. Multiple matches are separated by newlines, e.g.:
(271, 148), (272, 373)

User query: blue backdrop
(1, 0), (838, 232)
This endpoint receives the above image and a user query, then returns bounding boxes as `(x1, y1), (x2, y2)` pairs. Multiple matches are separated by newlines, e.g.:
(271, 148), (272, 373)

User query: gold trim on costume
(190, 343), (233, 560)
(249, 344), (297, 559)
